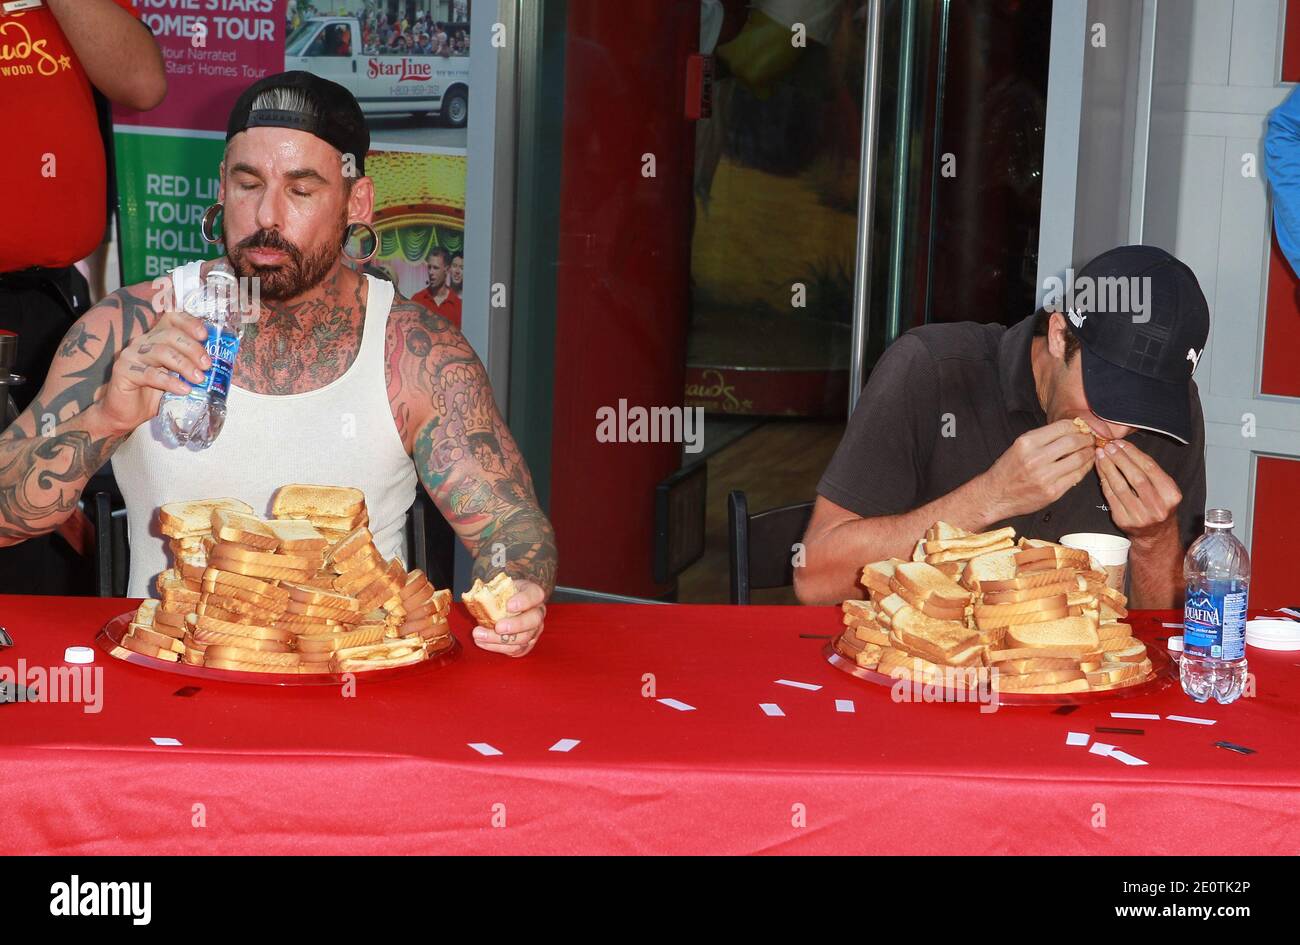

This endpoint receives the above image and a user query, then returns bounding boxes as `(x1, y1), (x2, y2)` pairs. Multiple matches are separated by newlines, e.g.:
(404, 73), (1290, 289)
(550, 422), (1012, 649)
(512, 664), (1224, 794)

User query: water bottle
(156, 263), (244, 449)
(1181, 508), (1250, 704)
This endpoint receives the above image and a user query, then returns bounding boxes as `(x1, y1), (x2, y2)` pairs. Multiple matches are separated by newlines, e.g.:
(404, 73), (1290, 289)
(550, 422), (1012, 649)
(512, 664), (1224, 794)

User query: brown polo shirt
(817, 314), (1206, 550)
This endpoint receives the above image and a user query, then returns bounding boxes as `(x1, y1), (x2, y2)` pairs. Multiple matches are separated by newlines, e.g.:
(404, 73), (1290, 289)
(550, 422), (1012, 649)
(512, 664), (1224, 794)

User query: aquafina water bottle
(1181, 508), (1250, 704)
(155, 262), (244, 449)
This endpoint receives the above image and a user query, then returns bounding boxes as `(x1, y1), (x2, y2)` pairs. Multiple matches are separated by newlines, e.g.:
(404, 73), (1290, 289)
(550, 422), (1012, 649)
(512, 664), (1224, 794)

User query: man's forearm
(1126, 522), (1183, 610)
(0, 404), (125, 547)
(797, 472), (1007, 605)
(45, 0), (166, 109)
(472, 505), (558, 598)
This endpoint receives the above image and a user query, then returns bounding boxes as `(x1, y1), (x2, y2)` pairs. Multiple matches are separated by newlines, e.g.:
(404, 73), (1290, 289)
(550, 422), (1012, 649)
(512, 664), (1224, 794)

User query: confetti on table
(150, 737), (182, 747)
(173, 686), (201, 698)
(1214, 741), (1257, 755)
(1066, 732), (1089, 747)
(1167, 715), (1216, 725)
(759, 703), (785, 717)
(775, 679), (822, 691)
(798, 633), (832, 640)
(1097, 726), (1145, 735)
(1053, 705), (1080, 716)
(1089, 742), (1115, 757)
(549, 738), (581, 753)
(1111, 712), (1160, 720)
(657, 698), (696, 712)
(835, 699), (855, 713)
(468, 742), (502, 756)
(1160, 622), (1184, 629)
(1109, 749), (1149, 766)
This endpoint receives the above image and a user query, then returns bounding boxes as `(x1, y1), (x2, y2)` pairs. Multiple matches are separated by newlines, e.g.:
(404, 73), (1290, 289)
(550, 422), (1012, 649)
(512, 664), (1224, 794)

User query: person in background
(1265, 85), (1300, 276)
(449, 254), (464, 294)
(412, 248), (463, 330)
(0, 0), (165, 594)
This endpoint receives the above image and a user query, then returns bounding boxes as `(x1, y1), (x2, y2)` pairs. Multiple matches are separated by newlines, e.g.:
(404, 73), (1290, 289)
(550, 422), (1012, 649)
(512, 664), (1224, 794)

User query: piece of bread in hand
(462, 573), (518, 628)
(1072, 416), (1110, 449)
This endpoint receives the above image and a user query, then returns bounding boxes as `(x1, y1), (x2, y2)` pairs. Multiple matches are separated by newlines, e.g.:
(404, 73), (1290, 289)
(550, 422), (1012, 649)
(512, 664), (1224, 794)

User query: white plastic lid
(64, 646), (95, 664)
(1245, 619), (1300, 650)
(1166, 635), (1184, 653)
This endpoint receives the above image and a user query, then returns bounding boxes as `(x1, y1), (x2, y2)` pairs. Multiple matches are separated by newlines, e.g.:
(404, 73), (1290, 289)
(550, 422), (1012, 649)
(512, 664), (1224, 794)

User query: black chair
(727, 490), (814, 605)
(88, 486), (457, 598)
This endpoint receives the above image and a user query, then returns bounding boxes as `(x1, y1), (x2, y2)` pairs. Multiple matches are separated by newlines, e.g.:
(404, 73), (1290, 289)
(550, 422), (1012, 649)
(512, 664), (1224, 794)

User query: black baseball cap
(1063, 245), (1209, 444)
(226, 71), (369, 176)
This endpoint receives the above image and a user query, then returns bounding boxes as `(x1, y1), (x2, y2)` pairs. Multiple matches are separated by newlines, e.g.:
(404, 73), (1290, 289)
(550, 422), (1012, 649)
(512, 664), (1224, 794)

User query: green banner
(115, 132), (225, 286)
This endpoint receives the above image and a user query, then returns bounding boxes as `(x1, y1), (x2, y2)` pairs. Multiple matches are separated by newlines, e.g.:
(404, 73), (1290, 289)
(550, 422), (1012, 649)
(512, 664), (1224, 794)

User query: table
(1, 595), (1296, 854)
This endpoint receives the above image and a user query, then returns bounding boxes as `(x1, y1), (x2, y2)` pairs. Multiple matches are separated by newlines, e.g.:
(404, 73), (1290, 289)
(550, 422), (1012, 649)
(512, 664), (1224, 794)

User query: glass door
(504, 0), (1054, 603)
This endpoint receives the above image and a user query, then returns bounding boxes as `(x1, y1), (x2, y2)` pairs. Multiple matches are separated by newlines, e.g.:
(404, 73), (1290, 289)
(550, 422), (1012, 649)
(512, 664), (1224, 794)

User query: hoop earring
(199, 203), (224, 244)
(342, 221), (378, 263)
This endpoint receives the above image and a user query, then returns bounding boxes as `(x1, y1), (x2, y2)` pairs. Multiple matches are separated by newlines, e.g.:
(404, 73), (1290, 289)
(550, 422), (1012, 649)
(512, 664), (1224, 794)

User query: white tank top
(113, 260), (420, 598)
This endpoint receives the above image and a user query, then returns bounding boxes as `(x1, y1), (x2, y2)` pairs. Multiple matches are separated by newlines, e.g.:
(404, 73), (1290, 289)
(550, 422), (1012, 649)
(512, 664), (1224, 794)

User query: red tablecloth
(1, 595), (1296, 854)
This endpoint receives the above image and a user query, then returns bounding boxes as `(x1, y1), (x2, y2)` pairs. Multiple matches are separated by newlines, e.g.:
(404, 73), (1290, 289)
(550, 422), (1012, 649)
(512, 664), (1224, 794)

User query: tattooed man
(0, 73), (555, 657)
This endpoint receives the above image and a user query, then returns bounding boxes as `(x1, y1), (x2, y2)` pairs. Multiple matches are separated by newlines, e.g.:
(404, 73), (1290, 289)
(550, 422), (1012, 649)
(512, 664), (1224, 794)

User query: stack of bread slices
(270, 484), (369, 546)
(116, 486), (452, 674)
(834, 521), (1153, 694)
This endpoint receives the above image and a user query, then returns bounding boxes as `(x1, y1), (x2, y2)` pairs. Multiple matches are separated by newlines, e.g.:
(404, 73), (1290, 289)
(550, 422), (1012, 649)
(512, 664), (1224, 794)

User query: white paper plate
(1245, 618), (1300, 650)
(1246, 636), (1300, 651)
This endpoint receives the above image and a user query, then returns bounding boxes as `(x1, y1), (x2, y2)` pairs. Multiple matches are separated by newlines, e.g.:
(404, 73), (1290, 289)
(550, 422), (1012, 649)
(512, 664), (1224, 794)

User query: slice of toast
(1004, 615), (1100, 650)
(270, 484), (366, 519)
(893, 561), (970, 608)
(159, 498), (254, 538)
(462, 573), (518, 629)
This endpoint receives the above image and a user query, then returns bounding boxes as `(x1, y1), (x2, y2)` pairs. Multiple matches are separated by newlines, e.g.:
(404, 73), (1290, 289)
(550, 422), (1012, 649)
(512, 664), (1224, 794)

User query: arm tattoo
(392, 301), (557, 594)
(0, 425), (125, 543)
(0, 282), (153, 544)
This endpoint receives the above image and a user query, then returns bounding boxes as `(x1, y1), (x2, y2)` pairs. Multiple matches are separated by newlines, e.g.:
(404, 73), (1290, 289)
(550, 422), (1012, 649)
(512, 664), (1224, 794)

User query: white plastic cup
(1059, 532), (1131, 592)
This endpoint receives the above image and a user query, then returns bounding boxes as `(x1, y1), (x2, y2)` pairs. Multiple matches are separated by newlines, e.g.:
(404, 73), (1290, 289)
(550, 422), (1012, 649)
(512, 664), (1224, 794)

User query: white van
(285, 16), (469, 127)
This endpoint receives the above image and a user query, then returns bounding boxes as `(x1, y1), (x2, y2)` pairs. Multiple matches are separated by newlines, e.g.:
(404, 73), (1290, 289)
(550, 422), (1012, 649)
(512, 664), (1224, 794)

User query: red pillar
(548, 1), (698, 596)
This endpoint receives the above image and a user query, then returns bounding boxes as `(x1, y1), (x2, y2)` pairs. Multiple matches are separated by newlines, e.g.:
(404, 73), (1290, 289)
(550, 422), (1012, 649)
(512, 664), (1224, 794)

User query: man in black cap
(796, 245), (1209, 609)
(0, 72), (556, 657)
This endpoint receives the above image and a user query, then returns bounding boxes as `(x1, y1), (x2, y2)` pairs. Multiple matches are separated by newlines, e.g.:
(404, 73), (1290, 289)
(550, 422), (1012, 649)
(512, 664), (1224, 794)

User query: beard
(225, 217), (345, 301)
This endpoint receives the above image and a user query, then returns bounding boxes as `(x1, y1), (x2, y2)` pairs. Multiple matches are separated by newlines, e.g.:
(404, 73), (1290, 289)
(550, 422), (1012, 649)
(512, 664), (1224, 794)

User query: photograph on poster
(286, 0), (471, 149)
(362, 151), (466, 328)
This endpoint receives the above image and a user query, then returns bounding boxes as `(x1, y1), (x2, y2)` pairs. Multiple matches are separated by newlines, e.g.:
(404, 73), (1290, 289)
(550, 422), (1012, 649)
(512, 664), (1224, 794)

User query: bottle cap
(64, 646), (95, 664)
(1166, 635), (1184, 653)
(1205, 508), (1234, 529)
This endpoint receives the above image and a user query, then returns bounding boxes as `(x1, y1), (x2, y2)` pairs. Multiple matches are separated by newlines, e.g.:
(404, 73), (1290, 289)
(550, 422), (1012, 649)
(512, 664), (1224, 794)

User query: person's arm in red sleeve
(45, 0), (167, 111)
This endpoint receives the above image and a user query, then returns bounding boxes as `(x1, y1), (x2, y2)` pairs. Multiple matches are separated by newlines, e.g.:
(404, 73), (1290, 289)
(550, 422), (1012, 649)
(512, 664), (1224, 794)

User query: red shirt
(411, 286), (463, 330)
(0, 0), (140, 271)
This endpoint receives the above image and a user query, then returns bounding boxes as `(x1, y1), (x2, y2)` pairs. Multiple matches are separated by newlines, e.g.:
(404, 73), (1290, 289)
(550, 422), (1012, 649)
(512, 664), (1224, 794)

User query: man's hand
(98, 307), (212, 435)
(1095, 439), (1182, 538)
(980, 419), (1095, 519)
(471, 579), (547, 658)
